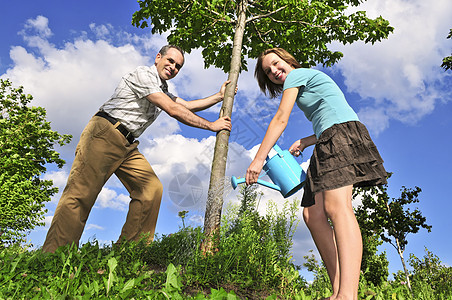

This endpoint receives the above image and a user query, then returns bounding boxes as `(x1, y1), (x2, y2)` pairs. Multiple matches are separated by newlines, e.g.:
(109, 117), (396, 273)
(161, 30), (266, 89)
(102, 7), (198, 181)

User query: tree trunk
(384, 200), (412, 291)
(396, 238), (412, 291)
(202, 0), (248, 253)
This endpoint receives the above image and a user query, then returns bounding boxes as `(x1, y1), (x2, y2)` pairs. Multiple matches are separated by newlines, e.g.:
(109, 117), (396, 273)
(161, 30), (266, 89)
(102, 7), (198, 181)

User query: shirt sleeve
(283, 68), (309, 91)
(123, 66), (166, 99)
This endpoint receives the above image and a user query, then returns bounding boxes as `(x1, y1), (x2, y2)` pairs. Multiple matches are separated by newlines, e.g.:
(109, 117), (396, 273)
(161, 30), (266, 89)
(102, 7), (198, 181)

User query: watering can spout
(231, 144), (306, 198)
(231, 176), (281, 192)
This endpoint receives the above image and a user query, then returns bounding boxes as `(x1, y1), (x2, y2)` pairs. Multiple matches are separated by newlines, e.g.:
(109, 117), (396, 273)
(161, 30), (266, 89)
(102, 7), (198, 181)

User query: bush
(408, 248), (452, 298)
(185, 189), (305, 297)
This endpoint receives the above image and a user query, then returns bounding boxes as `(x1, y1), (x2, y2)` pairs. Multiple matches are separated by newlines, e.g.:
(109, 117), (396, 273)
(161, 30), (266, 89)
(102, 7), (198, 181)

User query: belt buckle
(125, 131), (133, 142)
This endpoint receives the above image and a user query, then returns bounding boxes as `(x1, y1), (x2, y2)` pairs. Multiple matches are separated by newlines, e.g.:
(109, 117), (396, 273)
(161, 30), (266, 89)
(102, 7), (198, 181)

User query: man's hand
(218, 80), (238, 101)
(209, 116), (232, 132)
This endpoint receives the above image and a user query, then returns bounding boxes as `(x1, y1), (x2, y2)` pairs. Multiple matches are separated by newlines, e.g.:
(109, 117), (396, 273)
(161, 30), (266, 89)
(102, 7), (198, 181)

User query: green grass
(1, 196), (451, 299)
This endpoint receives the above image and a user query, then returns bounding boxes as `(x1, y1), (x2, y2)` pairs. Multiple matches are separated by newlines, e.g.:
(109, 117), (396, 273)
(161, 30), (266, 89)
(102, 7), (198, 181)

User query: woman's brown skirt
(301, 121), (387, 207)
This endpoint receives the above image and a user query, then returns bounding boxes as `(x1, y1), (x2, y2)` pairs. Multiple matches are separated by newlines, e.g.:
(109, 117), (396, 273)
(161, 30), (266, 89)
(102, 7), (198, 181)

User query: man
(42, 45), (232, 252)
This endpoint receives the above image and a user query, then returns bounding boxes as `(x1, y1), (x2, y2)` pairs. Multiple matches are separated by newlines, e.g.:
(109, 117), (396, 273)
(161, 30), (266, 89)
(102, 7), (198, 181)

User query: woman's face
(261, 53), (294, 85)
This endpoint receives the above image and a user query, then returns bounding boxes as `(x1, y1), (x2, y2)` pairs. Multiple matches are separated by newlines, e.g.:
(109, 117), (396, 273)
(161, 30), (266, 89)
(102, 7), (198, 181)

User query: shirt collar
(150, 64), (168, 92)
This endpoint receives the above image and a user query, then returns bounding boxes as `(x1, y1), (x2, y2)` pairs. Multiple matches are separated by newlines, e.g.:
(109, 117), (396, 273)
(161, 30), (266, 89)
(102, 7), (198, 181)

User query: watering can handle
(273, 144), (284, 156)
(231, 176), (281, 192)
(271, 144), (303, 161)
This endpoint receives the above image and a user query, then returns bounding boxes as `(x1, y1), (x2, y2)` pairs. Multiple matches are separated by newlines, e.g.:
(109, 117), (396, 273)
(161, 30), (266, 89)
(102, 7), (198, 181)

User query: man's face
(154, 48), (184, 80)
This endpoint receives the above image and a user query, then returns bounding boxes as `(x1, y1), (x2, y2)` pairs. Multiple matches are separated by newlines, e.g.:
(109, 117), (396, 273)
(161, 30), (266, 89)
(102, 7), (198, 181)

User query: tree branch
(192, 0), (235, 24)
(246, 5), (287, 23)
(251, 21), (272, 44)
(268, 16), (329, 28)
(246, 4), (331, 29)
(181, 2), (192, 14)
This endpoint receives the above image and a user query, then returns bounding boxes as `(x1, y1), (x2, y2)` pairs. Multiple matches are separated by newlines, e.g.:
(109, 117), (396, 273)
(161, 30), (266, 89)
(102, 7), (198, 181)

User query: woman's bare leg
(303, 193), (339, 299)
(323, 185), (362, 300)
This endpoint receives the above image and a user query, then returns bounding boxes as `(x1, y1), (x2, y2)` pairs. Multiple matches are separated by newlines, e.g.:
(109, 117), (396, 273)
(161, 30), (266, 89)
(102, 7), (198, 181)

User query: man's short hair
(159, 45), (185, 57)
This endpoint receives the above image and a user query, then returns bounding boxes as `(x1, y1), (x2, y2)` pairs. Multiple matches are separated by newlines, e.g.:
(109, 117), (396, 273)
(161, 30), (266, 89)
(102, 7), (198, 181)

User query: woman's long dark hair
(254, 48), (302, 98)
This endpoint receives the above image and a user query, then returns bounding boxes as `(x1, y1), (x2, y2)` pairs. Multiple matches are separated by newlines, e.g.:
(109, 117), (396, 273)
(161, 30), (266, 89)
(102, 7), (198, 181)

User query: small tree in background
(0, 79), (72, 246)
(359, 231), (389, 287)
(441, 28), (451, 71)
(407, 248), (452, 296)
(354, 176), (432, 291)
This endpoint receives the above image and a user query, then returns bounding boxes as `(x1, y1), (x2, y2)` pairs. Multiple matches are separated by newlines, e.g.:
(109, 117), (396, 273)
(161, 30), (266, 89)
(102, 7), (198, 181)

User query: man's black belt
(95, 111), (135, 144)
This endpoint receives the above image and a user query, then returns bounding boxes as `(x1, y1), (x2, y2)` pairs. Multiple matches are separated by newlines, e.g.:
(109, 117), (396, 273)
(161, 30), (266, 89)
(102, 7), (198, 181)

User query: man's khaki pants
(42, 115), (163, 253)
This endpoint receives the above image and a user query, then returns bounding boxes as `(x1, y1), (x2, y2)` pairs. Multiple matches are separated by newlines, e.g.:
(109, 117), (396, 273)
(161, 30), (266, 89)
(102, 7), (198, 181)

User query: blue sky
(1, 0), (451, 281)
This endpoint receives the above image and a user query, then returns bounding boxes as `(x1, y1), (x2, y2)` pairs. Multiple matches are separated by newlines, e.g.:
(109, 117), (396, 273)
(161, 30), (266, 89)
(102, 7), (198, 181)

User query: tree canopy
(0, 79), (72, 245)
(133, 0), (394, 72)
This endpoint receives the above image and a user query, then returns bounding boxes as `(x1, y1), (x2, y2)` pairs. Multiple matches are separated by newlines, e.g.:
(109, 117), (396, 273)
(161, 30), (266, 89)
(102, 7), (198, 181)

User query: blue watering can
(231, 144), (306, 198)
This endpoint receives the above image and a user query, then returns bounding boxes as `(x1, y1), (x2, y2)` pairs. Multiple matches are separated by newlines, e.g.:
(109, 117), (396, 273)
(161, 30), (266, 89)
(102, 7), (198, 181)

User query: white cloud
(43, 169), (68, 188)
(96, 187), (130, 211)
(43, 216), (53, 228)
(188, 214), (204, 227)
(2, 16), (152, 158)
(140, 135), (236, 212)
(142, 112), (181, 139)
(89, 23), (113, 39)
(332, 0), (452, 135)
(42, 169), (69, 203)
(21, 15), (53, 38)
(355, 106), (390, 136)
(85, 224), (105, 231)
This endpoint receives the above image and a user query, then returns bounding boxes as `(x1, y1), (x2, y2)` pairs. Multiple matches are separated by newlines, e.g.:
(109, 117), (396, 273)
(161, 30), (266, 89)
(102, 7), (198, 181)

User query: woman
(246, 48), (387, 300)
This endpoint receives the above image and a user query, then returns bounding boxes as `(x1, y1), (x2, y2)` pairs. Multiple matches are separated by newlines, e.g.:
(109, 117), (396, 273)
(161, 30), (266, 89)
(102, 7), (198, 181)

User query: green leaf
(121, 278), (135, 292)
(106, 257), (118, 295)
(164, 263), (181, 291)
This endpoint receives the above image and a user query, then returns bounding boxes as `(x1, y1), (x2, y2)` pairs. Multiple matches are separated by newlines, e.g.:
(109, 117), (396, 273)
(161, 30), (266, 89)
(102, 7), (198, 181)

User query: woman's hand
(289, 139), (304, 157)
(245, 88), (300, 185)
(289, 134), (317, 156)
(246, 158), (265, 185)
